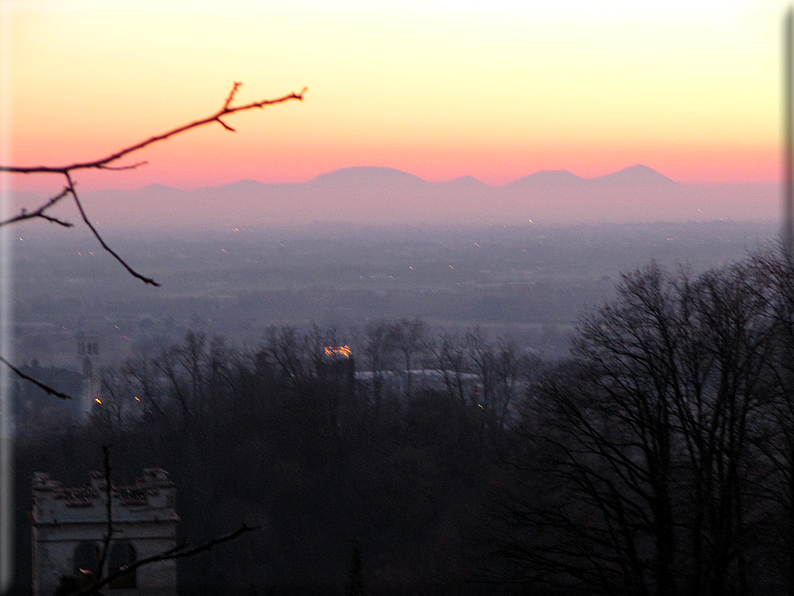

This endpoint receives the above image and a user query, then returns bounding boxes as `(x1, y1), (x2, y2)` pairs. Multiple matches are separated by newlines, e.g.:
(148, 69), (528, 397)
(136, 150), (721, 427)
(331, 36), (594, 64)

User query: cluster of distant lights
(324, 345), (352, 358)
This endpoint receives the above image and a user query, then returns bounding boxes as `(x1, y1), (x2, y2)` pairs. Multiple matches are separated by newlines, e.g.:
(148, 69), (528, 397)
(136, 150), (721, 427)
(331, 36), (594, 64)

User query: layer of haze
(0, 1), (786, 209)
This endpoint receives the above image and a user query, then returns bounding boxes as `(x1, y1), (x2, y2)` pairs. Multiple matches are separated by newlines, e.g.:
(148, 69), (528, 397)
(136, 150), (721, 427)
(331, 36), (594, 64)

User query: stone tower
(31, 469), (178, 596)
(77, 333), (101, 416)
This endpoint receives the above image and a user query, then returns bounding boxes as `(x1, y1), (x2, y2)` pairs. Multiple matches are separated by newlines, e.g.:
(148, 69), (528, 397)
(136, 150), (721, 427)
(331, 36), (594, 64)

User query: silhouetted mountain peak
(589, 164), (677, 186)
(310, 167), (426, 187)
(508, 170), (585, 188)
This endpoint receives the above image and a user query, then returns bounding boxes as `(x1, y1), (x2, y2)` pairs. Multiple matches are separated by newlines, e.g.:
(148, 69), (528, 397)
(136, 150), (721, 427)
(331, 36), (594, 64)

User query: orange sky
(0, 0), (787, 192)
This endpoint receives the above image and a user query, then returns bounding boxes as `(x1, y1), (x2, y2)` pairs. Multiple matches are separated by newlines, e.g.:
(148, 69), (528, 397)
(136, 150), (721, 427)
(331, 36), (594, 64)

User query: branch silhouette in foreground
(61, 446), (260, 596)
(0, 356), (71, 400)
(0, 81), (306, 286)
(0, 82), (305, 397)
(69, 524), (260, 596)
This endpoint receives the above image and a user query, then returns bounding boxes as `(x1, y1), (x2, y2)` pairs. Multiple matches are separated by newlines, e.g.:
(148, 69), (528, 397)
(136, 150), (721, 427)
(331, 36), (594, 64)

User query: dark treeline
(13, 321), (541, 595)
(14, 248), (794, 595)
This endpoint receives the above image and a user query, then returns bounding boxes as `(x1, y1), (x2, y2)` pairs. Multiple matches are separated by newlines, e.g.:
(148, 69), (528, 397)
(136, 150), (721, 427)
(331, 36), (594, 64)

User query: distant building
(31, 469), (178, 596)
(14, 334), (105, 429)
(77, 333), (101, 404)
(320, 345), (356, 395)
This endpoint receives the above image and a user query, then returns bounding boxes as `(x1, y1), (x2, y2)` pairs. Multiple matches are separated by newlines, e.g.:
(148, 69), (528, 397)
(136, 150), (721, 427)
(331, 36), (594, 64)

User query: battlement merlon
(32, 469), (178, 526)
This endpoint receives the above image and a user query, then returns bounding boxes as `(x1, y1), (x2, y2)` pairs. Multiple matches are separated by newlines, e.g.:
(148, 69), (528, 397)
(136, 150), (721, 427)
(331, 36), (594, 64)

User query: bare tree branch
(0, 82), (307, 285)
(0, 81), (305, 397)
(57, 446), (261, 596)
(223, 82), (242, 109)
(0, 187), (74, 227)
(0, 83), (306, 175)
(95, 445), (115, 583)
(0, 356), (71, 399)
(95, 161), (148, 172)
(65, 171), (160, 286)
(70, 523), (260, 596)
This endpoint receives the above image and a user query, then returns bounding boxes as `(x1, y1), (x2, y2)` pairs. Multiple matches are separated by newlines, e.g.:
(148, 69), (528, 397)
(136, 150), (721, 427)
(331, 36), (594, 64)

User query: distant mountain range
(508, 164), (677, 188)
(203, 164), (677, 191)
(182, 164), (678, 192)
(9, 165), (776, 231)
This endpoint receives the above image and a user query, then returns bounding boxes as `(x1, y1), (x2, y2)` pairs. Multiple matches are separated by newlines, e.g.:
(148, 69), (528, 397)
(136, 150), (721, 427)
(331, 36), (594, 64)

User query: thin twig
(0, 82), (306, 286)
(215, 118), (236, 132)
(95, 445), (115, 581)
(71, 523), (261, 596)
(223, 82), (242, 109)
(65, 172), (160, 286)
(0, 83), (306, 174)
(0, 356), (71, 399)
(0, 187), (74, 227)
(67, 445), (260, 596)
(0, 82), (305, 398)
(96, 161), (148, 171)
(36, 214), (73, 227)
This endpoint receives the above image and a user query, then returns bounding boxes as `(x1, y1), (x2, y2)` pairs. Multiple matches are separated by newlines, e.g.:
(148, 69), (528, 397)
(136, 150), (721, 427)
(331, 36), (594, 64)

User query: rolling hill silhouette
(309, 166), (426, 188)
(588, 164), (677, 186)
(14, 165), (773, 230)
(508, 170), (586, 188)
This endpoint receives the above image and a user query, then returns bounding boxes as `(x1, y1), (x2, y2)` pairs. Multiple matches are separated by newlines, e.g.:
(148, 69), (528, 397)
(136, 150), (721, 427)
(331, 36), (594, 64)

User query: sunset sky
(0, 0), (789, 191)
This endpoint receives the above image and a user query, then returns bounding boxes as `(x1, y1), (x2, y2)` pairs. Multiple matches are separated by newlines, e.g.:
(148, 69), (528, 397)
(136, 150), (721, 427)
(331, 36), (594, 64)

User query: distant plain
(12, 217), (779, 369)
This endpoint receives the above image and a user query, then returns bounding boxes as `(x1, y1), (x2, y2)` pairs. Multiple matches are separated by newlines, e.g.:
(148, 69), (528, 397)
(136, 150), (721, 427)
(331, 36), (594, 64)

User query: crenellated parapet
(32, 469), (178, 596)
(32, 469), (177, 526)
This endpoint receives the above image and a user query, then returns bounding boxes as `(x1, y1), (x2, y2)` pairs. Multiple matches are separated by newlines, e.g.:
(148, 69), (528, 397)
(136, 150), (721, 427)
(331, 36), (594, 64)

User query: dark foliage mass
(15, 249), (794, 595)
(482, 250), (794, 596)
(13, 321), (539, 595)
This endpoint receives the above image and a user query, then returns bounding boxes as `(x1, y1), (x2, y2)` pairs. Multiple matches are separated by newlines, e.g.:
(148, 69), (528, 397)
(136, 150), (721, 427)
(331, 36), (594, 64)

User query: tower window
(72, 541), (99, 587)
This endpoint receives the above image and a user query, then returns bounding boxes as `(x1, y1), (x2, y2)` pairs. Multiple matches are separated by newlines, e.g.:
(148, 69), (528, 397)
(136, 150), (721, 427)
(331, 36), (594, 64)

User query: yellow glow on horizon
(1, 0), (788, 189)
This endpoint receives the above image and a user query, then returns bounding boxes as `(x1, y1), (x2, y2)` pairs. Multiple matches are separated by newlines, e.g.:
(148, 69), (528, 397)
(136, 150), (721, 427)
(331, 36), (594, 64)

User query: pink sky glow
(1, 1), (787, 196)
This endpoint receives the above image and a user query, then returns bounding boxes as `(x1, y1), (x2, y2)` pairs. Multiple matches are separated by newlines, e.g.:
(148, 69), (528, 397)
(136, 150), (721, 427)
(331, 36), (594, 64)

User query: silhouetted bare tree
(486, 259), (782, 595)
(427, 330), (470, 405)
(387, 318), (428, 398)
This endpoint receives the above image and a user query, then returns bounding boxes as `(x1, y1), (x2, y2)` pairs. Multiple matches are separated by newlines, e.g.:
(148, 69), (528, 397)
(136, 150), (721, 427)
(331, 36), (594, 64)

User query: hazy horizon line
(5, 164), (782, 195)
